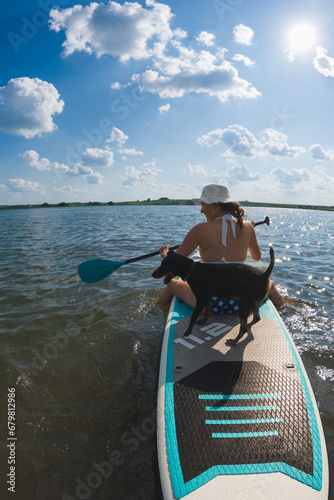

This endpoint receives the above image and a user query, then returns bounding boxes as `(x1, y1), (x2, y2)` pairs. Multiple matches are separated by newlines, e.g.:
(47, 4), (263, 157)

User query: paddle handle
(254, 216), (270, 227)
(125, 244), (179, 264)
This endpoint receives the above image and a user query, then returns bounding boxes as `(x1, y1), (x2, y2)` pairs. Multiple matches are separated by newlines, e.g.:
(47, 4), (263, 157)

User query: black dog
(152, 247), (275, 345)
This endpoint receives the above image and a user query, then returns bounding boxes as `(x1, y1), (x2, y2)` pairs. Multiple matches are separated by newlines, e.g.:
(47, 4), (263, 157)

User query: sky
(1, 0), (334, 205)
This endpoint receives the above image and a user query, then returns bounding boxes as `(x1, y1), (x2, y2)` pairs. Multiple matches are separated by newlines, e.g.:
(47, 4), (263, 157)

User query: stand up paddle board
(157, 297), (329, 499)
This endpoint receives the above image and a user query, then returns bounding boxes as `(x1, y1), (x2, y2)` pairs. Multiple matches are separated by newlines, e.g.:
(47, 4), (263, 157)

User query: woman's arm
(175, 225), (201, 257)
(159, 224), (201, 258)
(247, 223), (261, 261)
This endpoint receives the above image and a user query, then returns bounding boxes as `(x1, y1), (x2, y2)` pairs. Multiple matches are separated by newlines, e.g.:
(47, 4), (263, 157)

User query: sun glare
(286, 23), (317, 58)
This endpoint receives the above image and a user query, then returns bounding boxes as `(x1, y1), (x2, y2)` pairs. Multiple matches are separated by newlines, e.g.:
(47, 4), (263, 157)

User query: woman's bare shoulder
(243, 220), (255, 231)
(191, 221), (209, 232)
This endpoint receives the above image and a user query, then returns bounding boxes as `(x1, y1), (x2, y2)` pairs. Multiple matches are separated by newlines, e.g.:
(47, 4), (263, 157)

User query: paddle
(78, 245), (179, 284)
(78, 216), (270, 284)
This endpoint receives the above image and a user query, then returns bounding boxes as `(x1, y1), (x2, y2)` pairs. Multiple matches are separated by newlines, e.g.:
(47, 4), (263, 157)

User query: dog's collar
(183, 260), (196, 282)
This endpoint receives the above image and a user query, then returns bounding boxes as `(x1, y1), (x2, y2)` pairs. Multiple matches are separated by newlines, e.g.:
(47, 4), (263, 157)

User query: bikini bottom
(211, 297), (240, 314)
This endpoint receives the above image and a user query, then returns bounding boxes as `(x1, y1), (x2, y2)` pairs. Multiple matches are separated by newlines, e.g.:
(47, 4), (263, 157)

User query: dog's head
(152, 251), (181, 284)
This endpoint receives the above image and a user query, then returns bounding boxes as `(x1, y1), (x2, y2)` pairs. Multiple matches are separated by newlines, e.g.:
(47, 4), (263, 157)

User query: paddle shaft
(125, 244), (179, 264)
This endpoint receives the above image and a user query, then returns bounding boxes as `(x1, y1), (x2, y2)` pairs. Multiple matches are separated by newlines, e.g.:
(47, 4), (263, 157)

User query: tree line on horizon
(0, 198), (333, 211)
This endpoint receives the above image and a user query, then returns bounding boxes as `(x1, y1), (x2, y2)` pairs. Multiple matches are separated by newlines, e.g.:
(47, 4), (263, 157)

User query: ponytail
(218, 202), (245, 230)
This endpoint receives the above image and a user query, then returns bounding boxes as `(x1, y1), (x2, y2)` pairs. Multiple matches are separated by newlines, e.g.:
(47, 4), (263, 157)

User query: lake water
(0, 205), (333, 499)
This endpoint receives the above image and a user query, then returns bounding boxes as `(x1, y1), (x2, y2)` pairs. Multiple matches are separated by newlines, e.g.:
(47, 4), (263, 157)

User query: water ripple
(0, 205), (333, 499)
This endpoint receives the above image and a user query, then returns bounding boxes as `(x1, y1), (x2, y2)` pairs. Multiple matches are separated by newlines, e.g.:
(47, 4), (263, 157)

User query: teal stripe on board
(205, 405), (277, 412)
(205, 418), (281, 425)
(199, 393), (280, 400)
(212, 431), (279, 438)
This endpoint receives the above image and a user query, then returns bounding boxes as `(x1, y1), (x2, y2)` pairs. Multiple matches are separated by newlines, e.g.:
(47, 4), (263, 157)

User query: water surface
(0, 205), (333, 499)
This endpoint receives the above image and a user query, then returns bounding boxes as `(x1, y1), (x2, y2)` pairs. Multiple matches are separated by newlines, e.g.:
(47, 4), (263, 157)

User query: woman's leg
(159, 278), (284, 309)
(268, 280), (284, 306)
(159, 279), (197, 308)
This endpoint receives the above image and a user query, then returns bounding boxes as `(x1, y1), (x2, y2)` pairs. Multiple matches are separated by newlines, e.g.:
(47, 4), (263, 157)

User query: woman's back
(194, 218), (260, 262)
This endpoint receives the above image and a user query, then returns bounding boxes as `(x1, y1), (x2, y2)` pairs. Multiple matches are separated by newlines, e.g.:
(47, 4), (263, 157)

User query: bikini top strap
(220, 213), (236, 247)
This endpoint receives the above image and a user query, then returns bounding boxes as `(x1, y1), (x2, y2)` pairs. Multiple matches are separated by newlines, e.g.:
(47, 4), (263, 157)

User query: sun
(285, 23), (317, 60)
(288, 24), (316, 52)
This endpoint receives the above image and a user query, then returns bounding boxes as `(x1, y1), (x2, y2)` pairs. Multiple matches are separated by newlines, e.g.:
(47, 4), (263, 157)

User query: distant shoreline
(0, 198), (333, 211)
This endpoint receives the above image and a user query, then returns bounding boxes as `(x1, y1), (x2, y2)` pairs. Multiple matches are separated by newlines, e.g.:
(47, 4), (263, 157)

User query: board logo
(174, 323), (232, 350)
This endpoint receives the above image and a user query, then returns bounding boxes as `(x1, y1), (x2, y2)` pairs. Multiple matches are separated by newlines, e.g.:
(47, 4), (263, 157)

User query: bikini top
(191, 214), (244, 264)
(215, 213), (237, 247)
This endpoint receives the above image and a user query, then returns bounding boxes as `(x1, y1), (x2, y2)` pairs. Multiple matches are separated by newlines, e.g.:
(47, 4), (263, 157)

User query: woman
(159, 184), (283, 309)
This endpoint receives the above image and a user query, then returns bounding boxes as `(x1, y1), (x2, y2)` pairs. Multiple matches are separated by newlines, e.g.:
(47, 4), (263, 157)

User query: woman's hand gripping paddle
(78, 216), (270, 284)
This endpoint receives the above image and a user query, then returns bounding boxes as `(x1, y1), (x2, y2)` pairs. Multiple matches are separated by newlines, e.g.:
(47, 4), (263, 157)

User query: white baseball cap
(197, 184), (231, 205)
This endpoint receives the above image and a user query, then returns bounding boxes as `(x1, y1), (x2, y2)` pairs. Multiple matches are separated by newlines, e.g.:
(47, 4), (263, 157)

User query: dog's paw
(197, 318), (207, 325)
(225, 338), (238, 346)
(183, 330), (191, 338)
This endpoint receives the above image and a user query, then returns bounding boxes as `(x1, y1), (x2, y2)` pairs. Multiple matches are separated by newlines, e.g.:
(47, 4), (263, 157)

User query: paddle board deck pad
(157, 297), (329, 499)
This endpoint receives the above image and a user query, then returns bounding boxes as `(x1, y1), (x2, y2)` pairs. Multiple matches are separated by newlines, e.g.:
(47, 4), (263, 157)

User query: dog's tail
(263, 247), (275, 279)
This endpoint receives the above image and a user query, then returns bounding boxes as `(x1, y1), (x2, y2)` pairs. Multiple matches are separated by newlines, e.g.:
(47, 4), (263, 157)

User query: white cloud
(110, 81), (130, 90)
(0, 77), (64, 138)
(185, 163), (209, 176)
(106, 127), (129, 145)
(118, 148), (144, 156)
(197, 124), (305, 158)
(225, 165), (261, 185)
(233, 24), (254, 45)
(313, 46), (334, 77)
(68, 164), (104, 184)
(21, 149), (104, 184)
(49, 1), (174, 61)
(7, 179), (46, 194)
(261, 129), (305, 157)
(270, 165), (334, 198)
(21, 150), (52, 171)
(111, 82), (122, 90)
(53, 185), (82, 194)
(121, 161), (162, 186)
(158, 103), (171, 113)
(49, 3), (260, 106)
(271, 167), (310, 185)
(196, 31), (215, 47)
(197, 124), (258, 155)
(81, 147), (114, 167)
(174, 28), (187, 40)
(67, 165), (91, 177)
(312, 165), (334, 191)
(232, 54), (255, 66)
(86, 171), (104, 184)
(21, 150), (70, 172)
(134, 48), (261, 102)
(309, 144), (334, 160)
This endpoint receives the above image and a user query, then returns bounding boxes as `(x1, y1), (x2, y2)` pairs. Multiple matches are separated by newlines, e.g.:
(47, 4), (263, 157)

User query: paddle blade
(78, 259), (126, 284)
